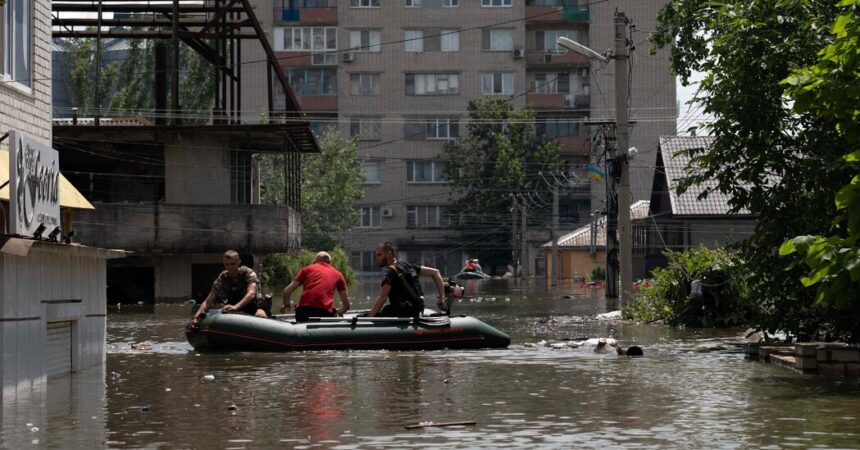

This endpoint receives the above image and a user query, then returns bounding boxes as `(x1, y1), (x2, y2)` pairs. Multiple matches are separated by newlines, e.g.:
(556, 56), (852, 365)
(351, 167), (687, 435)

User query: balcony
(525, 5), (589, 24)
(74, 203), (300, 254)
(556, 136), (590, 156)
(526, 51), (590, 68)
(526, 92), (589, 110)
(273, 6), (337, 25)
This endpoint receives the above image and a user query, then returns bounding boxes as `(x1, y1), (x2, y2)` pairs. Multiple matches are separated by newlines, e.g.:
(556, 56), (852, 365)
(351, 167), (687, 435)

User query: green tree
(61, 38), (118, 116)
(442, 98), (563, 268)
(260, 126), (366, 250)
(651, 0), (851, 338)
(779, 0), (860, 341)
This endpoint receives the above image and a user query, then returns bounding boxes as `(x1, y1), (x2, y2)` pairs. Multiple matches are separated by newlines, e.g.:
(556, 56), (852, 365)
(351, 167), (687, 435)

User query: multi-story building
(250, 0), (675, 276)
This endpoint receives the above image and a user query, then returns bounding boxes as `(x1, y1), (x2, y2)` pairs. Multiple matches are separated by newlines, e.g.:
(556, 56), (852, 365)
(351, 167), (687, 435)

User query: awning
(0, 150), (94, 210)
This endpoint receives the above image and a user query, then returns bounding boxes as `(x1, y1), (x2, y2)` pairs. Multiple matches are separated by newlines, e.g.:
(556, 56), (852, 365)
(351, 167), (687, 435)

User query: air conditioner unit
(512, 48), (525, 59)
(342, 52), (355, 63)
(543, 53), (553, 64)
(580, 67), (588, 78)
(381, 207), (393, 217)
(564, 95), (574, 108)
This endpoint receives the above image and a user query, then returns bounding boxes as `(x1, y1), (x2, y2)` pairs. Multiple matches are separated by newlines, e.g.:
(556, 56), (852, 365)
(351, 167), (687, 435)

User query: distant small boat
(453, 271), (491, 280)
(186, 310), (511, 352)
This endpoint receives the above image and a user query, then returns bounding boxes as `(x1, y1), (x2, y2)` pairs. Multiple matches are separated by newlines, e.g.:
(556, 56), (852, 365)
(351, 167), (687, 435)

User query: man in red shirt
(281, 251), (351, 322)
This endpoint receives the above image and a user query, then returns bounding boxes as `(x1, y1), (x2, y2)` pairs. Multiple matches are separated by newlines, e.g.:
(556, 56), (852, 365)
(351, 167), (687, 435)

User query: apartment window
(536, 118), (580, 138)
(350, 30), (382, 52)
(534, 73), (570, 94)
(304, 0), (332, 6)
(482, 72), (514, 95)
(405, 30), (424, 52)
(350, 0), (380, 7)
(482, 29), (514, 51)
(361, 160), (381, 184)
(350, 118), (382, 140)
(275, 27), (336, 51)
(482, 0), (512, 6)
(1, 0), (32, 88)
(405, 0), (421, 7)
(357, 207), (381, 228)
(426, 119), (459, 140)
(350, 251), (376, 271)
(284, 69), (336, 95)
(311, 52), (337, 65)
(405, 73), (459, 96)
(407, 161), (447, 183)
(535, 29), (577, 53)
(443, 0), (459, 6)
(441, 30), (459, 52)
(407, 206), (454, 228)
(350, 73), (381, 96)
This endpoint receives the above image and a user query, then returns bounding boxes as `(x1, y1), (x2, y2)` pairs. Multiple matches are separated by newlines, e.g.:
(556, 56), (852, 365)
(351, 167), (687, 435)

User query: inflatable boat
(453, 271), (491, 280)
(186, 310), (511, 352)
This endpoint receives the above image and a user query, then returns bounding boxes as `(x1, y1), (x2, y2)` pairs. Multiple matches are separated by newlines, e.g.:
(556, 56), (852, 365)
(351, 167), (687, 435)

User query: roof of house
(0, 150), (94, 210)
(542, 200), (651, 248)
(658, 135), (751, 216)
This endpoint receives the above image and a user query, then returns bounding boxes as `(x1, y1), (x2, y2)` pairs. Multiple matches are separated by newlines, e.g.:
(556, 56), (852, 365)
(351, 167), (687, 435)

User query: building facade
(252, 0), (675, 276)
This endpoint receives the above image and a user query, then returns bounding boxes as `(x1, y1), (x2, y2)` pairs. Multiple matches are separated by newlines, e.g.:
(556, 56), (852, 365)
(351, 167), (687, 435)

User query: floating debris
(227, 404), (239, 411)
(596, 310), (622, 320)
(404, 421), (477, 430)
(203, 375), (215, 381)
(139, 406), (150, 414)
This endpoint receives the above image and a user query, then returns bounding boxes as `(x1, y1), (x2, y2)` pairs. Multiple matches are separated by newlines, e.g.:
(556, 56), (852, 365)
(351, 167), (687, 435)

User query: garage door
(47, 321), (73, 377)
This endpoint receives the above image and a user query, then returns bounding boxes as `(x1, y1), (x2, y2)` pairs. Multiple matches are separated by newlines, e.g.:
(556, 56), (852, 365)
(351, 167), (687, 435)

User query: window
(357, 207), (381, 228)
(350, 118), (382, 140)
(350, 0), (379, 7)
(275, 27), (337, 51)
(482, 72), (514, 95)
(443, 0), (459, 6)
(404, 30), (424, 52)
(304, 0), (333, 6)
(536, 118), (580, 138)
(407, 206), (455, 228)
(405, 0), (421, 6)
(362, 160), (381, 184)
(350, 30), (382, 52)
(284, 69), (336, 95)
(405, 73), (459, 96)
(535, 29), (577, 53)
(441, 30), (459, 52)
(534, 73), (570, 94)
(426, 119), (458, 140)
(407, 161), (447, 183)
(350, 73), (381, 96)
(1, 0), (32, 88)
(482, 0), (512, 6)
(311, 52), (337, 65)
(482, 29), (514, 51)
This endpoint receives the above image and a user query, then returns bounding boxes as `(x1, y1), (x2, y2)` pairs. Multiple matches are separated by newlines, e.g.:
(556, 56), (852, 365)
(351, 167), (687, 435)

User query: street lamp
(557, 12), (633, 307)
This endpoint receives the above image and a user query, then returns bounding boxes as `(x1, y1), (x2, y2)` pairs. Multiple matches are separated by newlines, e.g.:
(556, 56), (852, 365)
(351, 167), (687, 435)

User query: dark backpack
(389, 262), (425, 314)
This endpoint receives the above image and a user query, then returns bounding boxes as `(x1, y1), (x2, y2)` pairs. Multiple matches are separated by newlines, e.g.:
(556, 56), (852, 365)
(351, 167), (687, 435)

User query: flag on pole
(587, 164), (605, 182)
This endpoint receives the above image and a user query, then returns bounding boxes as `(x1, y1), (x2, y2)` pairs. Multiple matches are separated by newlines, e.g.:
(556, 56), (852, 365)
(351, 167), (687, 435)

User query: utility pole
(614, 11), (633, 306)
(551, 183), (559, 286)
(512, 195), (518, 274)
(521, 201), (528, 278)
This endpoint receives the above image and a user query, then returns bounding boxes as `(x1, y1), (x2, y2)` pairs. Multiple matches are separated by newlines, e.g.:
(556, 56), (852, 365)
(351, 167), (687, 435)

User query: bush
(258, 247), (356, 295)
(590, 266), (606, 281)
(624, 247), (753, 327)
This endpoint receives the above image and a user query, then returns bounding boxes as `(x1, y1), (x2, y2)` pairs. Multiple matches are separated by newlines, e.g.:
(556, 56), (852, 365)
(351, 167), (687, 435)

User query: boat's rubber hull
(186, 311), (511, 352)
(454, 271), (491, 280)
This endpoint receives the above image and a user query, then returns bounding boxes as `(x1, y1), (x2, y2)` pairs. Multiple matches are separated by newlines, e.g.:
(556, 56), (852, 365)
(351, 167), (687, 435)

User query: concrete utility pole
(551, 183), (559, 286)
(521, 201), (528, 278)
(512, 196), (518, 274)
(614, 11), (633, 306)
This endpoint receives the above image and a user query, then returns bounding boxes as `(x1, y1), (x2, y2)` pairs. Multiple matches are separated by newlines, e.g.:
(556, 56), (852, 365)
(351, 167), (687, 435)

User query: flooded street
(4, 279), (860, 449)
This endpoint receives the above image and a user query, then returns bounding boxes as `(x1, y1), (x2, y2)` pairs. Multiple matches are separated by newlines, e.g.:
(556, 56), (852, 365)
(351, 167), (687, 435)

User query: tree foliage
(441, 98), (563, 269)
(260, 126), (365, 250)
(259, 247), (356, 296)
(779, 0), (860, 341)
(61, 38), (118, 116)
(652, 0), (854, 339)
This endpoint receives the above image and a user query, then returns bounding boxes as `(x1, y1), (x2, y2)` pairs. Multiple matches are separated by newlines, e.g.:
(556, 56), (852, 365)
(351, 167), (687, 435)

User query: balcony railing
(74, 203), (300, 254)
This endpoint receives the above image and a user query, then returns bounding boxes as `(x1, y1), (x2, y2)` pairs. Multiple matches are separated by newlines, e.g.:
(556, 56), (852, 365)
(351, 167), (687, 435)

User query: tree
(60, 38), (118, 116)
(652, 0), (852, 338)
(442, 98), (563, 269)
(260, 126), (365, 250)
(780, 0), (860, 341)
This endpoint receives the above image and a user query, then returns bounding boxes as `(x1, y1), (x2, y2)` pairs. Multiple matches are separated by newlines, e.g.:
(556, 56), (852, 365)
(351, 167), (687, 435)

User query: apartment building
(253, 0), (675, 276)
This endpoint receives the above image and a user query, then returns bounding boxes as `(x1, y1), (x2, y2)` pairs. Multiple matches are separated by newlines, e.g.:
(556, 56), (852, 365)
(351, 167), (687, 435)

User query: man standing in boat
(368, 242), (447, 317)
(281, 251), (351, 322)
(191, 250), (267, 325)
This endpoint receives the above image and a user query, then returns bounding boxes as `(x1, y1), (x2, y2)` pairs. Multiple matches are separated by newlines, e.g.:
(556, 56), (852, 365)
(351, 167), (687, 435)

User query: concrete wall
(164, 136), (232, 204)
(0, 243), (118, 399)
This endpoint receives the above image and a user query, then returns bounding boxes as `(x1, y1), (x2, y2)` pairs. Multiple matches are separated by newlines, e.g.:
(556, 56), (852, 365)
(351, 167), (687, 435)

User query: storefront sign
(8, 131), (61, 237)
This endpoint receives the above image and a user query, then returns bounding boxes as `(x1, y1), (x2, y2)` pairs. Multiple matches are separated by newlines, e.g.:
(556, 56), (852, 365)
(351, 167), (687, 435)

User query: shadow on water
(3, 278), (860, 448)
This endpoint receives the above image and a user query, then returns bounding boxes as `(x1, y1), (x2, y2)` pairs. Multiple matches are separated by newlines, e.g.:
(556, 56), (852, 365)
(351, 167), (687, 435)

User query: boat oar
(404, 421), (476, 430)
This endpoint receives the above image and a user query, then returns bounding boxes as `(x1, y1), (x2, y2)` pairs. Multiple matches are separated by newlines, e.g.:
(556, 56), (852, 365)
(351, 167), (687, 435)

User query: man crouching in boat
(191, 250), (267, 326)
(368, 242), (447, 318)
(280, 251), (351, 322)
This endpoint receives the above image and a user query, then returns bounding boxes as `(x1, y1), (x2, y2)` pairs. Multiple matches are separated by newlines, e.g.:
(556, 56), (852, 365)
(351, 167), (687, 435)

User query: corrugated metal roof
(0, 150), (95, 210)
(543, 200), (650, 248)
(658, 135), (750, 216)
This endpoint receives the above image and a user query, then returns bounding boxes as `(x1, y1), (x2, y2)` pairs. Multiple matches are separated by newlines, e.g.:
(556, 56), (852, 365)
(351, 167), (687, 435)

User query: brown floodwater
(3, 278), (860, 449)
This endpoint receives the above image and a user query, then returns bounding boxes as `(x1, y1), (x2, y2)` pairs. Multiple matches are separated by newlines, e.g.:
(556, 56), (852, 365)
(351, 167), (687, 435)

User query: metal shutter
(46, 321), (73, 377)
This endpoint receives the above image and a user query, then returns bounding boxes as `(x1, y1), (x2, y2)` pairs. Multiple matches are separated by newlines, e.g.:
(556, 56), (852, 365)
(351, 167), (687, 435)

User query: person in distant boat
(191, 250), (266, 326)
(461, 258), (483, 273)
(281, 251), (351, 322)
(368, 241), (447, 317)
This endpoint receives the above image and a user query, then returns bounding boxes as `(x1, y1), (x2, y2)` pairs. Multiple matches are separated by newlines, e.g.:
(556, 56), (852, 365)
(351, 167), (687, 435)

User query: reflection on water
(3, 279), (860, 448)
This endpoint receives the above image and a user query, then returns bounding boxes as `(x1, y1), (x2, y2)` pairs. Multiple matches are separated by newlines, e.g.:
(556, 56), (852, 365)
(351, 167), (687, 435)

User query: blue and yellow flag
(587, 164), (605, 182)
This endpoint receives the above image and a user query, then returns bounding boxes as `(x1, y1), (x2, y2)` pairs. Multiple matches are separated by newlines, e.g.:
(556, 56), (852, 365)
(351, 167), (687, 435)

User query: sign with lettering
(8, 131), (61, 237)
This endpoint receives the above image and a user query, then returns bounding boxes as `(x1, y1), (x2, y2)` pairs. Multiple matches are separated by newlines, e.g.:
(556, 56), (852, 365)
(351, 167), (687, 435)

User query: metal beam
(52, 30), (259, 39)
(51, 18), (249, 27)
(52, 4), (245, 13)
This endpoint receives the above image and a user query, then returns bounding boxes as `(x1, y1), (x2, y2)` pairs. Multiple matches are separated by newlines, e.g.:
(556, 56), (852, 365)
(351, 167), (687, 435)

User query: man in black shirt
(368, 242), (447, 317)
